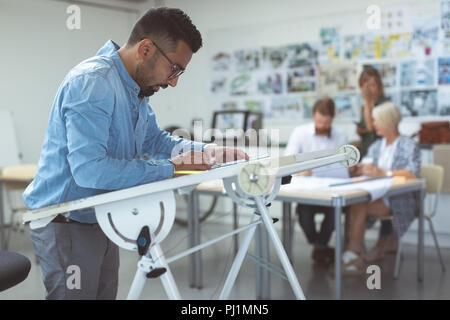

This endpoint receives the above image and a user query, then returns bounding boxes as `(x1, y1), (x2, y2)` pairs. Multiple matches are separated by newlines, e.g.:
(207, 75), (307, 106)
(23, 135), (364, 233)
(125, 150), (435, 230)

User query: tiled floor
(1, 212), (449, 300)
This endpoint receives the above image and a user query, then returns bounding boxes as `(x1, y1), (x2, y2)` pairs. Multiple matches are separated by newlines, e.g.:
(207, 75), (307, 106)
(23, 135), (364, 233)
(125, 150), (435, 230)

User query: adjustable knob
(237, 162), (273, 196)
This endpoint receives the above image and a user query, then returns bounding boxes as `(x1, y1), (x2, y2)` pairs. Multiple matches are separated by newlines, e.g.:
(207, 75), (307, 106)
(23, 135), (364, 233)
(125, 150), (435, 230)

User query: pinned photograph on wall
(262, 46), (289, 69)
(381, 5), (411, 33)
(243, 99), (269, 129)
(375, 33), (411, 59)
(255, 71), (284, 94)
(343, 34), (375, 60)
(230, 73), (254, 96)
(438, 88), (450, 115)
(209, 74), (229, 96)
(438, 57), (450, 85)
(287, 66), (316, 93)
(400, 89), (438, 117)
(367, 62), (397, 88)
(400, 59), (435, 87)
(286, 43), (318, 68)
(221, 100), (240, 111)
(384, 91), (400, 106)
(318, 62), (358, 94)
(211, 51), (233, 72)
(319, 27), (341, 63)
(269, 96), (303, 119)
(301, 95), (317, 119)
(243, 99), (269, 114)
(441, 1), (450, 34)
(411, 16), (439, 58)
(332, 94), (361, 120)
(234, 49), (261, 72)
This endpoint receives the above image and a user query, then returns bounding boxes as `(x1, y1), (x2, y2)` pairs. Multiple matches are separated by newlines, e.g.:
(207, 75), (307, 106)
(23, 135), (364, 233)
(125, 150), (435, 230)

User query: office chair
(0, 251), (31, 292)
(394, 164), (446, 279)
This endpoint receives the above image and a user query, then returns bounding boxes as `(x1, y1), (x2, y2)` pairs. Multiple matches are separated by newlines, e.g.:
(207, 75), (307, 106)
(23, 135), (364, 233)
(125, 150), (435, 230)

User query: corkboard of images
(207, 7), (450, 130)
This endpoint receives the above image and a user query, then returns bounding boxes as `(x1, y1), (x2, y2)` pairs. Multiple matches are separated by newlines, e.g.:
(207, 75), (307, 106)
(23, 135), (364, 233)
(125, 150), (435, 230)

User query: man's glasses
(152, 41), (185, 80)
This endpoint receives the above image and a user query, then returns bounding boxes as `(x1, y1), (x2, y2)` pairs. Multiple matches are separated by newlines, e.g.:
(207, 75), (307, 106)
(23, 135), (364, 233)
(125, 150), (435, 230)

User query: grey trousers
(30, 222), (119, 300)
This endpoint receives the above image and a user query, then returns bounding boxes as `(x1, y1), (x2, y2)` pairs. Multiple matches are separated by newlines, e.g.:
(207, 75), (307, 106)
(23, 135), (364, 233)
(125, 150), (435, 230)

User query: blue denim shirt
(23, 40), (204, 223)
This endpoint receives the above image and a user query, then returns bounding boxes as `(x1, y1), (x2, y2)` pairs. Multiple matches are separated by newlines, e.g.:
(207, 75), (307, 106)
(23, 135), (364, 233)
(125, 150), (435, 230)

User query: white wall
(151, 0), (441, 143)
(0, 0), (140, 164)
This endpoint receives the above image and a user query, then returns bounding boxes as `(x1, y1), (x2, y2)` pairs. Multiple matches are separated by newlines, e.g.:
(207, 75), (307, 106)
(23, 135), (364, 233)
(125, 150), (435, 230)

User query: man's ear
(137, 39), (155, 60)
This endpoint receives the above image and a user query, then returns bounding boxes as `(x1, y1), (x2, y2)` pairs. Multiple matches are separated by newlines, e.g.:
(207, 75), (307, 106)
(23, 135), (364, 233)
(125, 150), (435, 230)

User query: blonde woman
(340, 102), (421, 275)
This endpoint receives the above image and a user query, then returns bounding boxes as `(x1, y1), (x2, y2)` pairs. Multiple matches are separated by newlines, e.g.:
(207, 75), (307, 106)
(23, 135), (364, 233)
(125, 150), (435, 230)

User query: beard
(134, 58), (167, 98)
(315, 127), (331, 136)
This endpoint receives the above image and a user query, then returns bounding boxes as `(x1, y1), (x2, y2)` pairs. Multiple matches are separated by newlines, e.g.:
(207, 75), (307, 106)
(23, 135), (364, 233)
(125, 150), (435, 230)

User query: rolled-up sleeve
(61, 75), (174, 190)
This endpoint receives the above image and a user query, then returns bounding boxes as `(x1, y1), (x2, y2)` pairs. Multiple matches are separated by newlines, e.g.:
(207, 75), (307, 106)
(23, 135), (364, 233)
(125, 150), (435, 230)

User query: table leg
(187, 191), (195, 288)
(282, 202), (293, 263)
(233, 202), (239, 255)
(0, 182), (5, 251)
(418, 185), (425, 282)
(193, 190), (202, 288)
(332, 195), (344, 300)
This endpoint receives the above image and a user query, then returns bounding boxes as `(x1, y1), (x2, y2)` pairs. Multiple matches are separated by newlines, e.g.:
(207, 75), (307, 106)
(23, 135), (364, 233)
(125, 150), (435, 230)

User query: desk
(0, 165), (36, 250)
(190, 177), (425, 300)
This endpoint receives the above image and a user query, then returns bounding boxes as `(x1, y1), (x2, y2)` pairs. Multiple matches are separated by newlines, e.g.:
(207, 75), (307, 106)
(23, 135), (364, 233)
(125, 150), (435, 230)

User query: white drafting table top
(22, 147), (354, 223)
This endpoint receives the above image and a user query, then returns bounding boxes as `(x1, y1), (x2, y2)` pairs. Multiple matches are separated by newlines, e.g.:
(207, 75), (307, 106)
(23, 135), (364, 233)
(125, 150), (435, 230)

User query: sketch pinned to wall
(230, 73), (254, 96)
(318, 62), (358, 94)
(319, 27), (341, 63)
(367, 62), (397, 88)
(209, 74), (229, 96)
(269, 96), (303, 119)
(211, 51), (233, 72)
(384, 91), (400, 106)
(332, 94), (361, 119)
(400, 89), (438, 117)
(255, 71), (283, 94)
(411, 16), (439, 58)
(287, 66), (316, 93)
(441, 1), (450, 34)
(438, 88), (450, 115)
(286, 43), (318, 68)
(343, 34), (376, 60)
(438, 57), (450, 85)
(381, 6), (411, 33)
(375, 33), (411, 59)
(301, 95), (317, 119)
(400, 59), (435, 87)
(262, 46), (289, 69)
(234, 49), (261, 72)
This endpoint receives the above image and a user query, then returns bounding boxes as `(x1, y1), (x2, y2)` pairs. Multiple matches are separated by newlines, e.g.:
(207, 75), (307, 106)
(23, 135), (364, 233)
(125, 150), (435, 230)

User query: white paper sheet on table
(281, 176), (394, 201)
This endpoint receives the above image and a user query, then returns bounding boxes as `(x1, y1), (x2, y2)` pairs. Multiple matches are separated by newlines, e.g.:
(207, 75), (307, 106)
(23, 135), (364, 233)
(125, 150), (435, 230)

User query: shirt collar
(313, 125), (333, 138)
(97, 40), (141, 95)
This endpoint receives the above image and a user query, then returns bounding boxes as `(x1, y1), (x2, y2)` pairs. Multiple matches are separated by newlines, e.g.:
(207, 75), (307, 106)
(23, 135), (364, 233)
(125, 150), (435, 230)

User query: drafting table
(22, 145), (360, 300)
(192, 177), (425, 299)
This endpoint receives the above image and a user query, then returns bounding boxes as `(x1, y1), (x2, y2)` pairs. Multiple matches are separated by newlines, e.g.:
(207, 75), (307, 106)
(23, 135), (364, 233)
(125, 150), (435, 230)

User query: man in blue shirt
(24, 7), (247, 299)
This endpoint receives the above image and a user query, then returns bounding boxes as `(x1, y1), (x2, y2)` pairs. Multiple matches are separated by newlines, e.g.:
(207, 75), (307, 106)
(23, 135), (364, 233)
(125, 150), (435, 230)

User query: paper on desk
(281, 176), (393, 202)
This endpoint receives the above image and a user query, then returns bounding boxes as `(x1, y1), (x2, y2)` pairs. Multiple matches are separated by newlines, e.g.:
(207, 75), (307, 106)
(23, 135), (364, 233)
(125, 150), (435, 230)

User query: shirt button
(134, 87), (138, 91)
(133, 105), (137, 110)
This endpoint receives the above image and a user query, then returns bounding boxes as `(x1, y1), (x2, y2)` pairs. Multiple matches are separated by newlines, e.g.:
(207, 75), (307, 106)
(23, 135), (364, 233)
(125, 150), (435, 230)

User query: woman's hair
(358, 65), (385, 99)
(372, 101), (402, 129)
(312, 97), (335, 118)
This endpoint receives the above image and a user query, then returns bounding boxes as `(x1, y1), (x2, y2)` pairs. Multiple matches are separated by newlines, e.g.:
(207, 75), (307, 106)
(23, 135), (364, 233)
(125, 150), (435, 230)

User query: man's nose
(168, 76), (179, 87)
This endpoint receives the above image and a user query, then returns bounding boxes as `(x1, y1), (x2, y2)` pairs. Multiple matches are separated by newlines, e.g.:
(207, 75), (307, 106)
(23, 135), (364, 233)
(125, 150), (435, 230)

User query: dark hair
(127, 7), (202, 53)
(358, 65), (385, 98)
(313, 97), (335, 118)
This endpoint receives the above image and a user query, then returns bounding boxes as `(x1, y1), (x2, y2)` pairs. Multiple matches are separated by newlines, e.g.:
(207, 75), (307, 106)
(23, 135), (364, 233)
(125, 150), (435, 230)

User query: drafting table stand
(23, 145), (360, 300)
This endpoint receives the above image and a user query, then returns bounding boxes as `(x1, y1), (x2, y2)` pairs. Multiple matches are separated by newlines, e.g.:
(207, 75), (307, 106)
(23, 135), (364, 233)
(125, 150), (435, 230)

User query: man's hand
(170, 151), (212, 177)
(203, 145), (249, 165)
